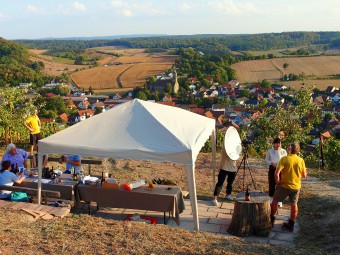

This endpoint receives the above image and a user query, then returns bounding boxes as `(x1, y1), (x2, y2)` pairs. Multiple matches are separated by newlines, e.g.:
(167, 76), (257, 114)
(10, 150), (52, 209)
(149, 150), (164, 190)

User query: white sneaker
(211, 199), (219, 206)
(278, 202), (283, 208)
(225, 195), (233, 201)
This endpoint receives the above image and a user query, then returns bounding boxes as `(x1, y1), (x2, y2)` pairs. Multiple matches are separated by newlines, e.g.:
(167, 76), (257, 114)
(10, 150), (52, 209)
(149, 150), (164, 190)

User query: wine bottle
(101, 171), (105, 186)
(72, 167), (77, 181)
(245, 186), (250, 201)
(15, 163), (19, 174)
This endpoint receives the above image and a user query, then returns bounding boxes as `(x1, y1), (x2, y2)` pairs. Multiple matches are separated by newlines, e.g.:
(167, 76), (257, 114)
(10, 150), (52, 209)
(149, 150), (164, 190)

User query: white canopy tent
(38, 99), (216, 230)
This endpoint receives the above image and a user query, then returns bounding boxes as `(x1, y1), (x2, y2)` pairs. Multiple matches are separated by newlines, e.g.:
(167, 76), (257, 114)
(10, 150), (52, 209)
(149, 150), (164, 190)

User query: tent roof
(39, 99), (216, 165)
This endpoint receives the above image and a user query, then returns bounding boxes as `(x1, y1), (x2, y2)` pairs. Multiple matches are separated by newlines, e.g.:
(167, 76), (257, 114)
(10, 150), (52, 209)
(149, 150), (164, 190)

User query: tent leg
(211, 130), (217, 191)
(185, 165), (199, 231)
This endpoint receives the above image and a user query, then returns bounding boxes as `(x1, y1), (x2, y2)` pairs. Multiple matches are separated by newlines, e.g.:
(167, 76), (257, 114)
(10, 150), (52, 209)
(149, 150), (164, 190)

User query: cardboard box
(102, 182), (120, 189)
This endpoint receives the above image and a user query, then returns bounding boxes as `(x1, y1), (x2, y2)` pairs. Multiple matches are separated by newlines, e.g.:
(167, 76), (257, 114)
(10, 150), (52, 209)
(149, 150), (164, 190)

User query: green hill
(0, 38), (50, 87)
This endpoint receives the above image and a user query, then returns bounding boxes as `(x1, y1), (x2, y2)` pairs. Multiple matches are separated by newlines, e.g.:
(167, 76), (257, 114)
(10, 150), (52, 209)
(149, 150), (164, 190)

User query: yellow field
(284, 79), (340, 90)
(71, 65), (130, 89)
(232, 56), (340, 89)
(119, 56), (178, 88)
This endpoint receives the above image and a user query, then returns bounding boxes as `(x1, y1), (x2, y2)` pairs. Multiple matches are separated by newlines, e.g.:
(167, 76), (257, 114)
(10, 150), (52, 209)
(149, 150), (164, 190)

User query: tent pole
(37, 153), (43, 204)
(211, 129), (217, 190)
(185, 165), (199, 231)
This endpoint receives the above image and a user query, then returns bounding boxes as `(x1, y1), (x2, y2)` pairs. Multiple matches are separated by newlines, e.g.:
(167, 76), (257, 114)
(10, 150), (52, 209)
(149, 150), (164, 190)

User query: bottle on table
(245, 186), (250, 201)
(72, 167), (77, 181)
(101, 171), (105, 186)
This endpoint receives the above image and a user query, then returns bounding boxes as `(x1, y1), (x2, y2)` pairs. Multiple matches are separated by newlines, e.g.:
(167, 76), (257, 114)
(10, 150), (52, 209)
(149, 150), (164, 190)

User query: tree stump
(228, 192), (271, 237)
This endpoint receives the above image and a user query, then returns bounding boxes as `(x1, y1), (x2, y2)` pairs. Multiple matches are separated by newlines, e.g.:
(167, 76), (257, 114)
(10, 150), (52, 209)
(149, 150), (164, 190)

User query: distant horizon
(9, 31), (340, 41)
(1, 0), (340, 40)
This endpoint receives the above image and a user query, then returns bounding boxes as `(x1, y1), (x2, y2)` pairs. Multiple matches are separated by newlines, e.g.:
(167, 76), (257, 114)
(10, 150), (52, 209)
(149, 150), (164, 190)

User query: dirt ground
(0, 152), (339, 254)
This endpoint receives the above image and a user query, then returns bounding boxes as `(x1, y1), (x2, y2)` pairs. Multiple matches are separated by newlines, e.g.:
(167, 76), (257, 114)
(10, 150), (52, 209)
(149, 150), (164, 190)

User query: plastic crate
(125, 215), (157, 224)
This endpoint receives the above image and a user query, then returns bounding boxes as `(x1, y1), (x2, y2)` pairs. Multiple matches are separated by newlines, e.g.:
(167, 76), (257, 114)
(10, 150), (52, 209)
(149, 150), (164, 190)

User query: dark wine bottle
(101, 171), (105, 186)
(245, 186), (250, 201)
(15, 163), (19, 174)
(72, 168), (78, 181)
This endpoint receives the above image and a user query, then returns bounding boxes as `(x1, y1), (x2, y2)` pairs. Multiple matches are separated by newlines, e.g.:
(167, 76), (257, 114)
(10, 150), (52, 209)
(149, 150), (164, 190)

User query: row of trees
(17, 32), (340, 54)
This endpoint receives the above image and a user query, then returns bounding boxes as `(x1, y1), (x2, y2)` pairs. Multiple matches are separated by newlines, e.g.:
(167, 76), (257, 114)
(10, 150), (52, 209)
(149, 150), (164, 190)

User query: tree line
(16, 31), (340, 54)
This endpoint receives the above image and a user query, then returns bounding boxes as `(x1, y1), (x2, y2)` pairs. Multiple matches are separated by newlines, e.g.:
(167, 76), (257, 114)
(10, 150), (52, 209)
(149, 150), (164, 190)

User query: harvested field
(120, 55), (178, 88)
(284, 79), (340, 90)
(29, 49), (91, 76)
(232, 56), (340, 89)
(71, 65), (131, 90)
(110, 55), (152, 64)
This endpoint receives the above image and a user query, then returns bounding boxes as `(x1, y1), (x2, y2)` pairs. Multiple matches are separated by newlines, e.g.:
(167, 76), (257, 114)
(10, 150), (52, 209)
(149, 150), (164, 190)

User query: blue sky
(1, 0), (340, 39)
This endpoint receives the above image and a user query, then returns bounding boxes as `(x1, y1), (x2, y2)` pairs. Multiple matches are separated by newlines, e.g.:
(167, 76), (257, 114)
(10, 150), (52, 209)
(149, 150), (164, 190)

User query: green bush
(323, 138), (340, 171)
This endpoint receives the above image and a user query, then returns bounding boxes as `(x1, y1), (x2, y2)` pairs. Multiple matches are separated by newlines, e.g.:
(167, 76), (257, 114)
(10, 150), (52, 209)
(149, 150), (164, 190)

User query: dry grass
(0, 209), (298, 255)
(0, 150), (339, 254)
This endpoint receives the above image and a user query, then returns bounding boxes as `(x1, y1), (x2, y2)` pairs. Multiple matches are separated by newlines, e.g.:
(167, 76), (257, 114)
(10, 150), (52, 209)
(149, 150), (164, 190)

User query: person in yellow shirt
(270, 142), (307, 232)
(24, 108), (41, 155)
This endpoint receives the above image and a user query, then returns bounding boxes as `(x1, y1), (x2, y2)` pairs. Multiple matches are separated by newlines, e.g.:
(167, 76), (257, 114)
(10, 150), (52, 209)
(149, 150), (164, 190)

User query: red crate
(125, 215), (157, 225)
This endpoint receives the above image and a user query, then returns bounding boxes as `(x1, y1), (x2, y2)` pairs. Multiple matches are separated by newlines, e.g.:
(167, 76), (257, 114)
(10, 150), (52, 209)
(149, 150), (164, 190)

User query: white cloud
(110, 1), (167, 17)
(73, 2), (86, 12)
(208, 0), (270, 16)
(111, 0), (124, 7)
(179, 3), (191, 13)
(119, 9), (133, 17)
(27, 5), (46, 14)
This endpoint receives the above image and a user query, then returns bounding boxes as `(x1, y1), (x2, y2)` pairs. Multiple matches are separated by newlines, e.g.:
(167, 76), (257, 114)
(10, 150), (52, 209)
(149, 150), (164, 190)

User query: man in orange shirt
(270, 142), (307, 232)
(24, 108), (41, 155)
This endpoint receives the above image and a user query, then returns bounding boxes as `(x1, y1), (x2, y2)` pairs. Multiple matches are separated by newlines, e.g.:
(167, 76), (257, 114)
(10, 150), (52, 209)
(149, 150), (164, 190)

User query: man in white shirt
(265, 138), (287, 206)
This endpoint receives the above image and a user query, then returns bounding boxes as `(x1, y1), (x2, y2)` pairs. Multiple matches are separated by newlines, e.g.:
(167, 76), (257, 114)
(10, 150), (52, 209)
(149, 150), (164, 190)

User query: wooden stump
(228, 192), (271, 237)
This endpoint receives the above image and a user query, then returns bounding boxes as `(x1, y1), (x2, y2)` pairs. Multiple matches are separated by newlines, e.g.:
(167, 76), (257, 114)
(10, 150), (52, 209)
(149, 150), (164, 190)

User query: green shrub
(323, 138), (340, 171)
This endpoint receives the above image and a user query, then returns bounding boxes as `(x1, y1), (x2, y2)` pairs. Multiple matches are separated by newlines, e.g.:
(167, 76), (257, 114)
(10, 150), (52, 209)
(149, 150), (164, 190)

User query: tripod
(236, 146), (257, 191)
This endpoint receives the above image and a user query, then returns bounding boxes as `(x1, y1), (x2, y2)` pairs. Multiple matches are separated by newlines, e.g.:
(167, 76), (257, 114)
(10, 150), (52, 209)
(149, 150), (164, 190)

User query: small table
(16, 174), (78, 200)
(77, 184), (185, 225)
(228, 191), (271, 237)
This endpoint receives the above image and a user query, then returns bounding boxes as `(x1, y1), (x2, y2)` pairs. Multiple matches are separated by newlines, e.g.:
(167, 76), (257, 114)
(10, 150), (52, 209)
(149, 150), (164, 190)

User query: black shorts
(30, 133), (41, 146)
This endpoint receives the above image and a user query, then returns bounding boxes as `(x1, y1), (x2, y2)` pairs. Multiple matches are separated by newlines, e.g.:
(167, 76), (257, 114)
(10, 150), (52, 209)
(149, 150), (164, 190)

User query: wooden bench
(0, 185), (61, 205)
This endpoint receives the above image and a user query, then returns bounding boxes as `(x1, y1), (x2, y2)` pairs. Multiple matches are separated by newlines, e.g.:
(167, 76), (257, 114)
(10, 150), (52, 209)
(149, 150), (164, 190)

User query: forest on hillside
(16, 32), (340, 55)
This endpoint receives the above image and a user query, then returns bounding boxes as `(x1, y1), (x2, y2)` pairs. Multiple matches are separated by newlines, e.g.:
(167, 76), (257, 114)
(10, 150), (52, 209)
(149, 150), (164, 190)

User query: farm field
(29, 46), (178, 92)
(119, 55), (178, 88)
(232, 56), (340, 89)
(29, 49), (90, 76)
(71, 47), (178, 91)
(283, 79), (340, 90)
(70, 65), (131, 90)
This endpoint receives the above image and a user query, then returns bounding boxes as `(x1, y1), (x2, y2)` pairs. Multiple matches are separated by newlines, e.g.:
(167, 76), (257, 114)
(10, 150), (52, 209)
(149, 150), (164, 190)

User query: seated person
(59, 155), (81, 174)
(1, 143), (29, 168)
(32, 143), (48, 168)
(0, 160), (25, 200)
